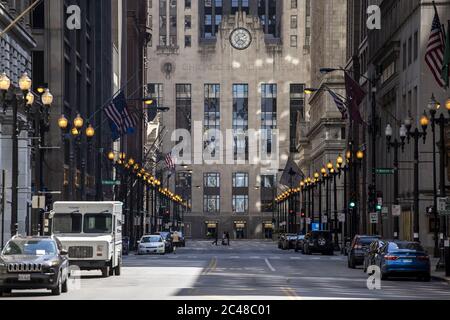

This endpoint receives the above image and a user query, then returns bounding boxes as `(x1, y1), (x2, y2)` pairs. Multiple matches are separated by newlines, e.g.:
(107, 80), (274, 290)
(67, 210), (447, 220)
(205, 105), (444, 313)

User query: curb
(431, 274), (450, 284)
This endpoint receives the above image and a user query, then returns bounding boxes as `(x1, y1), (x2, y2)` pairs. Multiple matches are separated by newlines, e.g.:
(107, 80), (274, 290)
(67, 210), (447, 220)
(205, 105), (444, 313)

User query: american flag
(328, 90), (348, 120)
(104, 91), (137, 140)
(425, 7), (445, 88)
(165, 151), (175, 170)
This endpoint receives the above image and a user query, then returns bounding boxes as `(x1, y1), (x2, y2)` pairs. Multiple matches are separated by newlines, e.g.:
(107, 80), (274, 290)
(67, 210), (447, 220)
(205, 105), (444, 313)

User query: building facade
(30, 0), (118, 207)
(298, 0), (348, 240)
(0, 0), (36, 241)
(348, 0), (450, 252)
(146, 0), (310, 239)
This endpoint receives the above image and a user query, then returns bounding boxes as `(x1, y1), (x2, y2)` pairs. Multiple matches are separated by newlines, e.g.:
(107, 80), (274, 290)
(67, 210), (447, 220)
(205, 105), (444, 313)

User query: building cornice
(0, 3), (36, 49)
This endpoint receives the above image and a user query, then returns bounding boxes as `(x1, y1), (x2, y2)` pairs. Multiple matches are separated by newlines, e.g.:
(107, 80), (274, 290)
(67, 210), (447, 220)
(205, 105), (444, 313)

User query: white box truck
(51, 202), (123, 277)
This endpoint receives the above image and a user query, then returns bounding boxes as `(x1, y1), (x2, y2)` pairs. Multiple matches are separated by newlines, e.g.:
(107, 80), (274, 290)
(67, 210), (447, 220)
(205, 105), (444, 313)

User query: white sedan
(137, 235), (166, 255)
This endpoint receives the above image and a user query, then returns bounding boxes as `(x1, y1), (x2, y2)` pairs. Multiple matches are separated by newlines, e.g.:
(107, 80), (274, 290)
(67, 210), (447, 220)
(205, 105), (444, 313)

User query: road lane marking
(282, 287), (298, 300)
(202, 257), (217, 275)
(265, 258), (276, 272)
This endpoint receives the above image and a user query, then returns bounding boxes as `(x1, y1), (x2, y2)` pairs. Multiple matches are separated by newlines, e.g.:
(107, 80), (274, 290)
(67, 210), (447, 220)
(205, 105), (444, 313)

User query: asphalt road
(2, 240), (449, 300)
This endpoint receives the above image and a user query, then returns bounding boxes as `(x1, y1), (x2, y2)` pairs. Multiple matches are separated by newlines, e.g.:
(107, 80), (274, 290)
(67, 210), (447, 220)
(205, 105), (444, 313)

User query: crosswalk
(124, 254), (346, 262)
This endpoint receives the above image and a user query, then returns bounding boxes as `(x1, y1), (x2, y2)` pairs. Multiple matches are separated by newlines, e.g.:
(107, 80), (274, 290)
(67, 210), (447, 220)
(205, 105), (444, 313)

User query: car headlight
(158, 244), (164, 248)
(46, 260), (59, 267)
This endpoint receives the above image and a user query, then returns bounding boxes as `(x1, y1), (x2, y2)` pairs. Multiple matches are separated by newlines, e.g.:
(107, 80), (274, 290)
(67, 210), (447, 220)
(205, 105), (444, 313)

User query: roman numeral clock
(229, 27), (252, 50)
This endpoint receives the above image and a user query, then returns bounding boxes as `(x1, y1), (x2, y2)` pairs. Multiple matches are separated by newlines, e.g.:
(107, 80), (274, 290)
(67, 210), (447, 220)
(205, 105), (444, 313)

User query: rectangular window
(147, 83), (164, 110)
(261, 175), (276, 213)
(408, 36), (412, 65)
(290, 35), (297, 47)
(204, 84), (221, 157)
(258, 0), (278, 37)
(261, 84), (277, 154)
(233, 84), (249, 161)
(233, 173), (249, 188)
(203, 0), (222, 39)
(403, 42), (407, 70)
(31, 2), (45, 29)
(176, 172), (192, 212)
(414, 31), (418, 61)
(204, 195), (220, 213)
(305, 0), (311, 46)
(290, 15), (297, 29)
(233, 195), (249, 213)
(185, 15), (191, 29)
(204, 173), (220, 188)
(185, 35), (191, 47)
(291, 0), (297, 9)
(185, 0), (191, 9)
(176, 84), (192, 134)
(290, 84), (305, 152)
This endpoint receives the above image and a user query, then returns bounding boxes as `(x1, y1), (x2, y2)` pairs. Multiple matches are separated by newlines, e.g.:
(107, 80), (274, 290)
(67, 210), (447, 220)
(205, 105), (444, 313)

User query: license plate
(402, 259), (413, 263)
(18, 274), (31, 281)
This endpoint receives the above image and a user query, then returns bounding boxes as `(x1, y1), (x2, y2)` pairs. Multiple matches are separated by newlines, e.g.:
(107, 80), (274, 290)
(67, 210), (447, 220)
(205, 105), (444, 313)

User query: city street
(2, 241), (449, 300)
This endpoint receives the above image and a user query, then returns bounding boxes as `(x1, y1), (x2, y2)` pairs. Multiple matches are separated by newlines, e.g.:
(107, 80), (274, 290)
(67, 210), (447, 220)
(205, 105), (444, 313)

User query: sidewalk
(431, 258), (450, 284)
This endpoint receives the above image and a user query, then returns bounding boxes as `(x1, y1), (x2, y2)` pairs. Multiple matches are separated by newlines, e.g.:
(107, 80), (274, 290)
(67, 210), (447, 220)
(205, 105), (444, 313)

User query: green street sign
(102, 180), (121, 186)
(375, 168), (395, 175)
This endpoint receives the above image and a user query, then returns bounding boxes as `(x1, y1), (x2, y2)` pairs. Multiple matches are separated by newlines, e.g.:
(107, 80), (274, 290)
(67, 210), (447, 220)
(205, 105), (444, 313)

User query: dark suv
(0, 236), (70, 296)
(303, 231), (334, 255)
(348, 235), (381, 269)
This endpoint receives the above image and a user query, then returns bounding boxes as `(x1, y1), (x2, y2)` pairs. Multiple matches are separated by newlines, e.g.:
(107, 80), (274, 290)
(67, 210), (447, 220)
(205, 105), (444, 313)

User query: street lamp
(0, 72), (54, 236)
(385, 124), (406, 240)
(58, 113), (95, 201)
(426, 94), (450, 264)
(401, 113), (429, 242)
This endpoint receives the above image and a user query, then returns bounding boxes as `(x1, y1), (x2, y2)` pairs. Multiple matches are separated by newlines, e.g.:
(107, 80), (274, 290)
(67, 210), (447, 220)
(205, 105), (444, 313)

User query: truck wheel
(108, 265), (115, 276)
(115, 261), (122, 276)
(101, 267), (110, 278)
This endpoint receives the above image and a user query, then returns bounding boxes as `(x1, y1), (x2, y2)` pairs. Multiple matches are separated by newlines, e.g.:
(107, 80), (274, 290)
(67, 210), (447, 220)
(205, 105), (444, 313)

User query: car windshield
(141, 236), (162, 243)
(359, 237), (379, 245)
(53, 213), (82, 234)
(2, 240), (57, 256)
(83, 214), (113, 234)
(388, 242), (424, 252)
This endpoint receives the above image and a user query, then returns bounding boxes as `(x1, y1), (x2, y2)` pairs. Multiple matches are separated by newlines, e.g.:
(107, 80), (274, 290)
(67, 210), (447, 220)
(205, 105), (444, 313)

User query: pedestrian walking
(226, 231), (230, 246)
(212, 232), (219, 246)
(222, 232), (227, 245)
(171, 231), (180, 254)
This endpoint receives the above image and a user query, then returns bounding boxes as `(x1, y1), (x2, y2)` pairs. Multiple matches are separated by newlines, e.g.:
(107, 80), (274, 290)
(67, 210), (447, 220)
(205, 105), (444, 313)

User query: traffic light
(300, 209), (306, 218)
(375, 203), (382, 211)
(349, 201), (356, 209)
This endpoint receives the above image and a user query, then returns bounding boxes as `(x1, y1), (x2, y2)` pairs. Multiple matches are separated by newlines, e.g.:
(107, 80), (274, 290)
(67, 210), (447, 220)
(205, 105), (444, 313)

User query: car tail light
(417, 256), (430, 261)
(385, 255), (399, 261)
(353, 244), (362, 250)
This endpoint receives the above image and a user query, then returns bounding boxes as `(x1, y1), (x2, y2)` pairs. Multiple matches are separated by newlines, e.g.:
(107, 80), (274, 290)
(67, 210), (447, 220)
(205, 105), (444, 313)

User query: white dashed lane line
(265, 258), (276, 272)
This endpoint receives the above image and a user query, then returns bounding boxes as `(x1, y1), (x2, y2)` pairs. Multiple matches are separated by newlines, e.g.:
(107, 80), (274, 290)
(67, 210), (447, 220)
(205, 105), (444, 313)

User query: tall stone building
(0, 0), (35, 241)
(146, 0), (310, 239)
(30, 0), (120, 207)
(298, 0), (348, 240)
(349, 0), (450, 252)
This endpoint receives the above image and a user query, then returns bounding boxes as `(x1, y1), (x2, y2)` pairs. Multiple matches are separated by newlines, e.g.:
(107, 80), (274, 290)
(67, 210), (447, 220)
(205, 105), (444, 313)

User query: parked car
(156, 232), (173, 253)
(278, 233), (297, 250)
(137, 235), (166, 255)
(303, 231), (334, 255)
(348, 235), (381, 269)
(374, 241), (431, 281)
(363, 239), (386, 272)
(0, 236), (70, 296)
(294, 235), (306, 253)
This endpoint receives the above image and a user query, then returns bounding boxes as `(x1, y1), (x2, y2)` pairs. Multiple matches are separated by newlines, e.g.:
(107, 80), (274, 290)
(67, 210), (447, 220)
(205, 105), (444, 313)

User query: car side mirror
(60, 249), (68, 256)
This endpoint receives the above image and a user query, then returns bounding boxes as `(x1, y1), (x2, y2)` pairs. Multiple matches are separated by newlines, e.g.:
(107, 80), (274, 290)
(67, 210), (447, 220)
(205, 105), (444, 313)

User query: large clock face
(230, 28), (252, 50)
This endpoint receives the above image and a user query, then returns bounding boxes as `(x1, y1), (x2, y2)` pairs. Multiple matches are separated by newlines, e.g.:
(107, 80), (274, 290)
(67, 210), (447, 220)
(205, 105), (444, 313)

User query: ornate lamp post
(401, 113), (429, 242)
(0, 72), (53, 236)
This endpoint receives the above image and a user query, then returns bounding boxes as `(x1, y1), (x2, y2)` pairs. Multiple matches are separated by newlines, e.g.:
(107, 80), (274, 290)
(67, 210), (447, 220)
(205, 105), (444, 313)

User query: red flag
(345, 72), (366, 124)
